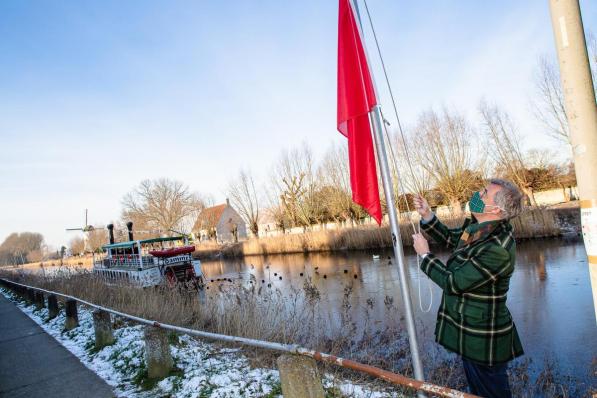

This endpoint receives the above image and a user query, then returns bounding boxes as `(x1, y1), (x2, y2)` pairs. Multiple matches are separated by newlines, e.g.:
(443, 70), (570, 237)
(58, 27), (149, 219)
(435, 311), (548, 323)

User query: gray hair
(489, 178), (525, 219)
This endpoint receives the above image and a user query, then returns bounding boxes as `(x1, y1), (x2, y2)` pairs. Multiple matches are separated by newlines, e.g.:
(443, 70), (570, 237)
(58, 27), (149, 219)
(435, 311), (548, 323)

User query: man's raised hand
(413, 194), (433, 222)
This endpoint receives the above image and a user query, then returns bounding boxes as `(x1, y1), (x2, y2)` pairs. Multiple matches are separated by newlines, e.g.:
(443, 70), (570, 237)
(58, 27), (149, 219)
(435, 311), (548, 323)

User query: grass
(195, 206), (578, 258)
(133, 364), (184, 391)
(0, 268), (590, 397)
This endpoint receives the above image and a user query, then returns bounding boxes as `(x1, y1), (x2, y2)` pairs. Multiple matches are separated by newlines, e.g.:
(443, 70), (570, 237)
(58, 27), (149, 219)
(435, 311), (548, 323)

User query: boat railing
(96, 256), (156, 269)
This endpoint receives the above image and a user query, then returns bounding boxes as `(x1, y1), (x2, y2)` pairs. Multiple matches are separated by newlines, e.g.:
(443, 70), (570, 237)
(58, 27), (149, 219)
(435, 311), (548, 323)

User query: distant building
(255, 208), (279, 237)
(192, 199), (247, 243)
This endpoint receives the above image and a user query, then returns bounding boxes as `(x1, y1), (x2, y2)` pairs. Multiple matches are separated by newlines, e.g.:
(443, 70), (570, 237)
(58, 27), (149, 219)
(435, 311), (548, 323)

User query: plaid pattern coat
(420, 215), (524, 365)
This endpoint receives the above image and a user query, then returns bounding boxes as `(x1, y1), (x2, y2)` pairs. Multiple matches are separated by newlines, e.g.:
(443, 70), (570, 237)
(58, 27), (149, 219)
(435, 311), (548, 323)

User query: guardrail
(0, 278), (478, 398)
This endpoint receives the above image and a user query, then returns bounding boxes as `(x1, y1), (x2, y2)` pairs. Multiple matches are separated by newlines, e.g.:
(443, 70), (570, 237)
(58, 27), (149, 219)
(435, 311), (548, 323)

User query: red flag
(337, 0), (382, 224)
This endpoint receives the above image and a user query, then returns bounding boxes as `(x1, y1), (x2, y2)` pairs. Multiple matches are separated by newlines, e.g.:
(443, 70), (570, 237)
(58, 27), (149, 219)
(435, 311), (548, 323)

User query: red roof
(193, 204), (227, 231)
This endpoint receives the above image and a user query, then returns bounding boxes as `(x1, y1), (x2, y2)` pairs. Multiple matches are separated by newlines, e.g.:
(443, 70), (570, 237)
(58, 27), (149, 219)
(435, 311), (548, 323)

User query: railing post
(144, 326), (173, 379)
(26, 288), (35, 305)
(34, 291), (45, 310)
(277, 354), (325, 398)
(92, 309), (114, 349)
(64, 299), (79, 330)
(47, 294), (59, 320)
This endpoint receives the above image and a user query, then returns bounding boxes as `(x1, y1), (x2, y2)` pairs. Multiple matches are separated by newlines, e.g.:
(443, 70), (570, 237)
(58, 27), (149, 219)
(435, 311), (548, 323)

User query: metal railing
(0, 278), (478, 398)
(96, 256), (156, 269)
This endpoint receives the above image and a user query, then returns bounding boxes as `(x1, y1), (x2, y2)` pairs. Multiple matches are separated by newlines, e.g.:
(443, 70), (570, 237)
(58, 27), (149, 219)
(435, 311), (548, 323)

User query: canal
(200, 237), (595, 382)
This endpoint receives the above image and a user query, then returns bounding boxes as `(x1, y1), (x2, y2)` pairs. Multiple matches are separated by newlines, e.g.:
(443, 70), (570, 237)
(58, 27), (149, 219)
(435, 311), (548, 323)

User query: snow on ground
(1, 288), (402, 397)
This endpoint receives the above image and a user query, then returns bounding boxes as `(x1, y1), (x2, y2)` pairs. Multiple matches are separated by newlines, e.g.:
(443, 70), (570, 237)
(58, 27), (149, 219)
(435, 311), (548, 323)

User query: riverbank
(1, 267), (589, 397)
(0, 255), (94, 273)
(195, 205), (580, 259)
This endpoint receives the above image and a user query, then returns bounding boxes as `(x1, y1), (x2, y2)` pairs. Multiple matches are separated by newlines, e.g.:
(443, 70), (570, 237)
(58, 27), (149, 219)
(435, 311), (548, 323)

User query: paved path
(0, 294), (115, 398)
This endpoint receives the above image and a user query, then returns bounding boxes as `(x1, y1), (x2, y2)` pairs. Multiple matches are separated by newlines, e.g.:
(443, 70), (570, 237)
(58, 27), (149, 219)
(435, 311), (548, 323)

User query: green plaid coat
(420, 215), (524, 365)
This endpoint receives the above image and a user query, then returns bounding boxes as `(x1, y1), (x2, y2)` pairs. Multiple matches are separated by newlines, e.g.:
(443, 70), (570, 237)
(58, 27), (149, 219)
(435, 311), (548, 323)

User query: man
(412, 179), (524, 398)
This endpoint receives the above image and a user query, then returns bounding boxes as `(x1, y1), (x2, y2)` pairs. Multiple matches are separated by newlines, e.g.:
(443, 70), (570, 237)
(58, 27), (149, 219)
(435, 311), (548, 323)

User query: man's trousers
(462, 357), (512, 398)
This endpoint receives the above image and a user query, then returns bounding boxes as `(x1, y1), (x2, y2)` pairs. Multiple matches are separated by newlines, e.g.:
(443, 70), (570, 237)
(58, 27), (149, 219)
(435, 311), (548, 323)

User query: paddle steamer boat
(92, 223), (204, 289)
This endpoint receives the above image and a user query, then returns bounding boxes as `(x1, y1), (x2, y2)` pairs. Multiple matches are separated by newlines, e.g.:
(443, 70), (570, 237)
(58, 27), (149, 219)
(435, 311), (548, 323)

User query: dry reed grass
(196, 207), (574, 259)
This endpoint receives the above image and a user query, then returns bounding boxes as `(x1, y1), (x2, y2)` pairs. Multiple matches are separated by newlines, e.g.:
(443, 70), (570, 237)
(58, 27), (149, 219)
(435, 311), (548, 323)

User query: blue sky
(1, 0), (596, 249)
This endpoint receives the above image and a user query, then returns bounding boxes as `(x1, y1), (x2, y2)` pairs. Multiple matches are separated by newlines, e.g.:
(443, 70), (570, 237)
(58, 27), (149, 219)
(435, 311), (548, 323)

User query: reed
(195, 207), (575, 258)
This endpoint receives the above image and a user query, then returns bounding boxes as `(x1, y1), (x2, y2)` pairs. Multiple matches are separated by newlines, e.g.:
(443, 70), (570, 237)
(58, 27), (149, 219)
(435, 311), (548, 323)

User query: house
(192, 199), (247, 243)
(255, 208), (279, 238)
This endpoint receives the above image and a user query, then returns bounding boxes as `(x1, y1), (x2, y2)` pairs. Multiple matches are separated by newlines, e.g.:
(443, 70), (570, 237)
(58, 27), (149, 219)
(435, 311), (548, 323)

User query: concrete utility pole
(549, 0), (597, 321)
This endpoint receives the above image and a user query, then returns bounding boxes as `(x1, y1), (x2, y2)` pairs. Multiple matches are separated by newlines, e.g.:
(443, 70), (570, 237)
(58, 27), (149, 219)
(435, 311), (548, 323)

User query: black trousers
(462, 357), (512, 398)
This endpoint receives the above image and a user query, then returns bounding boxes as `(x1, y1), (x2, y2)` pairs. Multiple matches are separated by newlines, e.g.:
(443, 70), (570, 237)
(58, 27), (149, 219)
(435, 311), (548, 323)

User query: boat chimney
(107, 224), (115, 244)
(226, 198), (230, 206)
(126, 222), (134, 241)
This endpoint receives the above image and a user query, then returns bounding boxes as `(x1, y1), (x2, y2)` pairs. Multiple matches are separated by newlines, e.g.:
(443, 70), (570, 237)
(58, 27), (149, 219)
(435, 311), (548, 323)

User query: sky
(1, 0), (596, 249)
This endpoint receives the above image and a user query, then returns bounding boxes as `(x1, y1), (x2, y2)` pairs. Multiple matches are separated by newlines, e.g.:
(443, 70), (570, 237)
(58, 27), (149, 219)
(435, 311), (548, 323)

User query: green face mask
(469, 191), (486, 213)
(469, 191), (501, 214)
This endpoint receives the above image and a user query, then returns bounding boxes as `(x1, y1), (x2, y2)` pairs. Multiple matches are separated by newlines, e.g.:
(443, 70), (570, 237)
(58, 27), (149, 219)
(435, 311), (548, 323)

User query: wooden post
(64, 299), (79, 330)
(47, 294), (59, 320)
(277, 354), (325, 398)
(26, 288), (35, 305)
(34, 291), (45, 310)
(144, 326), (173, 379)
(92, 309), (114, 349)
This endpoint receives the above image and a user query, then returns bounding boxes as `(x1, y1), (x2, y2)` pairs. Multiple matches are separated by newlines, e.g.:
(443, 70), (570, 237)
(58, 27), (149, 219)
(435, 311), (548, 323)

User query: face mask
(469, 191), (502, 214)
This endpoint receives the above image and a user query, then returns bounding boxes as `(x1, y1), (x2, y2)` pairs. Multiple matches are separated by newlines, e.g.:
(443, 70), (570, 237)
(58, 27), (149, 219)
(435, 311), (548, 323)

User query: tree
(26, 249), (43, 263)
(532, 34), (596, 145)
(0, 232), (44, 265)
(270, 144), (320, 228)
(317, 144), (367, 223)
(531, 56), (571, 144)
(226, 169), (260, 237)
(121, 178), (205, 236)
(410, 108), (484, 214)
(479, 102), (538, 204)
(69, 237), (85, 256)
(391, 129), (433, 197)
(87, 229), (109, 253)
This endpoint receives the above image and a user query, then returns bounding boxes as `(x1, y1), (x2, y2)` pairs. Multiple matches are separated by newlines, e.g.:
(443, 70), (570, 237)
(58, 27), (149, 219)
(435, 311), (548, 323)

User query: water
(200, 238), (596, 380)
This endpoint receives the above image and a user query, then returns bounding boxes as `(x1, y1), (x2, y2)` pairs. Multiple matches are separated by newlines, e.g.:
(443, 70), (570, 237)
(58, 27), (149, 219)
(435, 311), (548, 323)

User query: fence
(0, 278), (478, 398)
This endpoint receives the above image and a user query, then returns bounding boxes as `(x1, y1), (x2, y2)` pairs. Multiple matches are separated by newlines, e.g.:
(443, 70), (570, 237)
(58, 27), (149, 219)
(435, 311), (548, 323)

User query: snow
(1, 288), (402, 397)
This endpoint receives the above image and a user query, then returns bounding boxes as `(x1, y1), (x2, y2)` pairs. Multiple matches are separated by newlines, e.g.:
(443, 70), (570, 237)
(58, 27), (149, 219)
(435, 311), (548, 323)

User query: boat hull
(93, 259), (203, 289)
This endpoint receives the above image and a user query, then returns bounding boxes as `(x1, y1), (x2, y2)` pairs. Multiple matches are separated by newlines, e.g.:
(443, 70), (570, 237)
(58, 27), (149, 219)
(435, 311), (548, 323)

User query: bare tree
(226, 169), (260, 236)
(87, 229), (108, 253)
(69, 237), (85, 256)
(270, 144), (320, 228)
(532, 34), (596, 145)
(479, 102), (538, 205)
(390, 128), (434, 213)
(411, 108), (484, 214)
(280, 173), (308, 227)
(0, 232), (44, 264)
(317, 143), (367, 223)
(121, 178), (205, 236)
(531, 56), (571, 144)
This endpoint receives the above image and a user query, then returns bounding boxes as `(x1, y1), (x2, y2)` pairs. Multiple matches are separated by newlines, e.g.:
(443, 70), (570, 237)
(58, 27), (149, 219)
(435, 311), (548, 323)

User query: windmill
(66, 209), (105, 253)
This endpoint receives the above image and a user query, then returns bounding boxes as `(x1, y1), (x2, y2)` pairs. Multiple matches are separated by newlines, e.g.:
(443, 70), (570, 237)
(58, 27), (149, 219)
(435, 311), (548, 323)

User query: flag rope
(361, 0), (433, 313)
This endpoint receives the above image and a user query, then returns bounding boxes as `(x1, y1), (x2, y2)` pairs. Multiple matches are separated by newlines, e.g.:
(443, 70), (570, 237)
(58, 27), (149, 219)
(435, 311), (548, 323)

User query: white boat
(92, 224), (203, 289)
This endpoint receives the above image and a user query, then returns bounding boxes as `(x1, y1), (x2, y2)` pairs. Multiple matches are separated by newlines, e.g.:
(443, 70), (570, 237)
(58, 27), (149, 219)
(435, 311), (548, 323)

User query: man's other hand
(412, 233), (430, 256)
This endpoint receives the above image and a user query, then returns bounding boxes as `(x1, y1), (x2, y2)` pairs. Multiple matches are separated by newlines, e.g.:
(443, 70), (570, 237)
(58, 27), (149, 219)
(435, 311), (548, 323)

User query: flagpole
(370, 105), (427, 392)
(348, 0), (427, 392)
